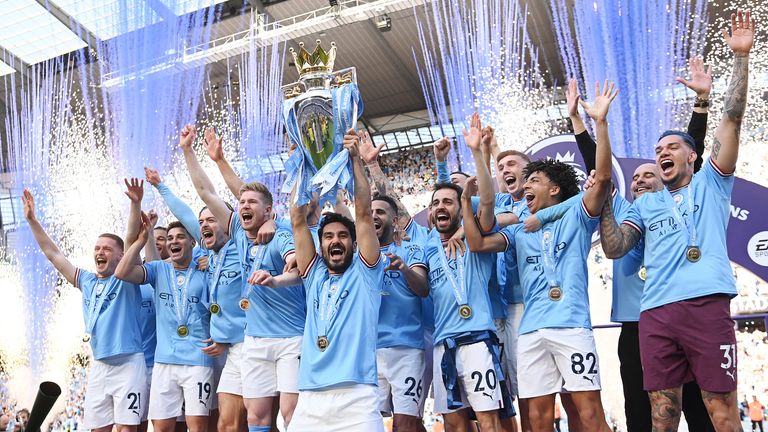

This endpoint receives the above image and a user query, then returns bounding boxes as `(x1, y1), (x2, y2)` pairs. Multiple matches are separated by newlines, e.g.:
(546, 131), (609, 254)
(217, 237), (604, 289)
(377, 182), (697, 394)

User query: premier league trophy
(281, 40), (363, 206)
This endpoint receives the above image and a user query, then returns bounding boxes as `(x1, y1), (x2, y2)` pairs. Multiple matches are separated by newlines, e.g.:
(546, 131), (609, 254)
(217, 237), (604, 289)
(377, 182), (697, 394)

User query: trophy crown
(289, 40), (337, 76)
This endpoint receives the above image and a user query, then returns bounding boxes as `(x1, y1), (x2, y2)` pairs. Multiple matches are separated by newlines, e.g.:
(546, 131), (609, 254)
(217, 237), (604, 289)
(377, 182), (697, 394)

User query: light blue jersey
(206, 240), (247, 343)
(378, 241), (427, 349)
(76, 270), (143, 360)
(536, 192), (646, 323)
(405, 219), (436, 332)
(277, 217), (321, 250)
(610, 194), (645, 322)
(622, 159), (737, 311)
(425, 237), (496, 345)
(229, 214), (305, 338)
(142, 261), (212, 367)
(299, 252), (385, 390)
(500, 199), (599, 335)
(499, 196), (531, 306)
(139, 284), (157, 367)
(155, 181), (247, 343)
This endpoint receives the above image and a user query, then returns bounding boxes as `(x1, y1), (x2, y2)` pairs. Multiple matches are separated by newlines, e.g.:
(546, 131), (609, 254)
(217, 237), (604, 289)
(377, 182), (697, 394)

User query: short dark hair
(658, 130), (696, 149)
(449, 171), (470, 178)
(153, 226), (167, 232)
(371, 194), (399, 216)
(431, 182), (464, 204)
(198, 202), (234, 218)
(523, 159), (580, 201)
(98, 233), (124, 251)
(318, 212), (356, 242)
(167, 221), (192, 238)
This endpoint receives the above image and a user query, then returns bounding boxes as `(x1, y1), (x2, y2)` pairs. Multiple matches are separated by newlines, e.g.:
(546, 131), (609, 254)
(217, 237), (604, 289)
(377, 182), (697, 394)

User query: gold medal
(177, 325), (189, 337)
(209, 303), (221, 314)
(638, 266), (647, 281)
(458, 305), (472, 319)
(548, 286), (563, 301)
(317, 336), (329, 351)
(82, 333), (91, 343)
(686, 246), (701, 262)
(239, 298), (250, 311)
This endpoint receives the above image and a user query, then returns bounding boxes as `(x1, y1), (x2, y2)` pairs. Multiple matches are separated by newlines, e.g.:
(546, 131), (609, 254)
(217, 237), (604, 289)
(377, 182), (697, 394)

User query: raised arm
(711, 10), (755, 174)
(461, 177), (507, 253)
(334, 189), (354, 221)
(145, 166), (201, 243)
(178, 125), (233, 231)
(291, 194), (315, 275)
(384, 252), (428, 297)
(463, 113), (495, 233)
(676, 56), (712, 172)
(22, 189), (77, 286)
(116, 213), (151, 284)
(433, 137), (452, 184)
(349, 130), (380, 264)
(579, 81), (618, 216)
(486, 128), (507, 192)
(123, 178), (144, 248)
(144, 209), (161, 262)
(358, 130), (411, 221)
(204, 127), (245, 199)
(599, 198), (641, 259)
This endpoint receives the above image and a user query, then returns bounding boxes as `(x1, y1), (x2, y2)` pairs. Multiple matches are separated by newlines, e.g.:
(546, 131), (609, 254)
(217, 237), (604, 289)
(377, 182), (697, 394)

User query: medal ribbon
(209, 241), (232, 305)
(85, 278), (114, 336)
(318, 275), (345, 337)
(663, 186), (697, 248)
(540, 228), (560, 288)
(437, 242), (468, 308)
(168, 263), (195, 330)
(240, 244), (266, 300)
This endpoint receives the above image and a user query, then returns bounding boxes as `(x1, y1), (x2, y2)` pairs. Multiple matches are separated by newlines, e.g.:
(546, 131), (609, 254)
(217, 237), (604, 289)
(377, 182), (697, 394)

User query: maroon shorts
(639, 294), (737, 392)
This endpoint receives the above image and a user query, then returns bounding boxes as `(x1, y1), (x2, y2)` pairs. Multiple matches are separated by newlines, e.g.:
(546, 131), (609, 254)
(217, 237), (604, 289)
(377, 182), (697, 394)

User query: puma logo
(482, 392), (494, 400)
(726, 370), (735, 382)
(131, 410), (139, 416)
(582, 375), (596, 385)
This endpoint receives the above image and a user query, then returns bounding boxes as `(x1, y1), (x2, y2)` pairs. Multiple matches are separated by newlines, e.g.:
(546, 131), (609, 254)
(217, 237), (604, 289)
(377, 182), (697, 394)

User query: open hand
(204, 127), (225, 162)
(22, 189), (36, 221)
(722, 10), (756, 55)
(579, 80), (618, 122)
(124, 178), (145, 203)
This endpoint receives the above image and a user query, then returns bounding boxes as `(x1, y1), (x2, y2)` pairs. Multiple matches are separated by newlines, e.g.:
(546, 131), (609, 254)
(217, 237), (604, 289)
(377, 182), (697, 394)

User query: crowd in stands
(0, 370), (28, 432)
(379, 146), (439, 198)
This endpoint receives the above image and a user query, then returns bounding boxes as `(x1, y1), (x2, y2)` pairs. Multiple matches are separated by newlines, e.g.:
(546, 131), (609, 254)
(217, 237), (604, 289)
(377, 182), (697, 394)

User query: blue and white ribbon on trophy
(311, 83), (363, 205)
(281, 83), (363, 206)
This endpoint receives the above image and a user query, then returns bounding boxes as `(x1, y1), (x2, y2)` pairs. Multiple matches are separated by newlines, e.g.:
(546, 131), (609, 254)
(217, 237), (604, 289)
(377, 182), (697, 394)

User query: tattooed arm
(600, 198), (641, 259)
(358, 131), (412, 224)
(712, 10), (755, 174)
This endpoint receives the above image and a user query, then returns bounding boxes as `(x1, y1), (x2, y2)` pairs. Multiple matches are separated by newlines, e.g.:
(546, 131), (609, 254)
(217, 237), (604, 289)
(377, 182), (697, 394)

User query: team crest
(674, 194), (683, 205)
(250, 245), (259, 257)
(176, 275), (186, 285)
(95, 283), (105, 295)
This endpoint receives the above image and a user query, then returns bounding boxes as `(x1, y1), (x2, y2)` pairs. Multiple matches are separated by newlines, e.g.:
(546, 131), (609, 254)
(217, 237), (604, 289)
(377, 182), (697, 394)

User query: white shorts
(376, 347), (425, 416)
(217, 342), (244, 396)
(289, 384), (384, 432)
(83, 353), (148, 429)
(209, 351), (227, 410)
(432, 341), (503, 414)
(142, 366), (153, 422)
(517, 328), (602, 399)
(149, 363), (214, 419)
(242, 335), (301, 398)
(502, 303), (524, 397)
(419, 328), (434, 416)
